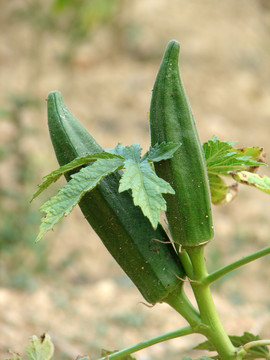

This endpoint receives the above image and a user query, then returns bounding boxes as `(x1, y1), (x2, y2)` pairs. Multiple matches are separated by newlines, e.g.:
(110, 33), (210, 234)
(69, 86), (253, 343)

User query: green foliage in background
(13, 0), (124, 62)
(51, 0), (121, 40)
(0, 94), (48, 289)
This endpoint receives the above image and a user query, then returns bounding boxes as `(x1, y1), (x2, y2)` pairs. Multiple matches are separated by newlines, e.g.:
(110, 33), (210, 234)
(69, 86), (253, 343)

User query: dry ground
(1, 1), (270, 359)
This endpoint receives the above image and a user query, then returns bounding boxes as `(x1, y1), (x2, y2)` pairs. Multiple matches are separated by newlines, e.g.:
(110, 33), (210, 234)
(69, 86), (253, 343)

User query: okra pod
(47, 91), (185, 304)
(149, 40), (214, 247)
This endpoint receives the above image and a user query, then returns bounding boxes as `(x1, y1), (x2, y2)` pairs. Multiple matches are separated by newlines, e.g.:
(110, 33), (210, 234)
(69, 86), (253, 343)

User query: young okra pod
(149, 40), (214, 248)
(47, 91), (185, 304)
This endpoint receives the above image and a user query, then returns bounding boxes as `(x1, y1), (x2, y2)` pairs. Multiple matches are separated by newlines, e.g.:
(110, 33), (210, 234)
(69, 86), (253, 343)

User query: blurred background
(1, 0), (270, 359)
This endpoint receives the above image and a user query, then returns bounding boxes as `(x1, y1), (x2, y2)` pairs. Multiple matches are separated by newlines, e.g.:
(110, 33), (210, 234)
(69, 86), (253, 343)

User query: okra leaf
(119, 159), (175, 229)
(105, 142), (142, 162)
(25, 334), (54, 360)
(34, 141), (180, 237)
(195, 332), (269, 359)
(231, 332), (270, 359)
(203, 137), (265, 176)
(208, 174), (238, 205)
(141, 141), (181, 162)
(105, 141), (180, 227)
(231, 171), (270, 194)
(6, 334), (54, 360)
(233, 147), (266, 173)
(36, 158), (124, 242)
(32, 152), (124, 201)
(203, 137), (268, 204)
(194, 339), (215, 351)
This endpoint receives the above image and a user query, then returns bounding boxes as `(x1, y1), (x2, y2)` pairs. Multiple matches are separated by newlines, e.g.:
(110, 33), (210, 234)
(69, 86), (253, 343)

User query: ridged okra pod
(150, 40), (214, 247)
(47, 91), (185, 304)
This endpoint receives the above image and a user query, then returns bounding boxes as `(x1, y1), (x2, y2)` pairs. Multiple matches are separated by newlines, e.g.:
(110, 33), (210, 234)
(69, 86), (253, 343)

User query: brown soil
(1, 1), (270, 359)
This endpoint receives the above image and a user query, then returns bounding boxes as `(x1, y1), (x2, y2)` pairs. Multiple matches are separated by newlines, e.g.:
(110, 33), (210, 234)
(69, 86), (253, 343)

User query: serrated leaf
(35, 141), (179, 239)
(32, 152), (124, 201)
(194, 339), (215, 351)
(101, 349), (136, 359)
(230, 331), (263, 348)
(203, 136), (235, 165)
(25, 334), (54, 360)
(232, 171), (270, 194)
(208, 174), (238, 205)
(203, 137), (268, 204)
(234, 147), (266, 173)
(105, 142), (142, 162)
(203, 137), (265, 176)
(119, 159), (174, 228)
(231, 332), (269, 359)
(195, 332), (269, 359)
(141, 142), (181, 162)
(36, 158), (124, 241)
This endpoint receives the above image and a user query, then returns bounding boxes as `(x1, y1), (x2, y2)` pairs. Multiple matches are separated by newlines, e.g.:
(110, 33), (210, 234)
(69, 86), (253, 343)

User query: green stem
(244, 339), (270, 351)
(236, 339), (270, 360)
(186, 245), (236, 360)
(97, 325), (194, 360)
(202, 246), (270, 286)
(165, 287), (201, 329)
(178, 249), (193, 278)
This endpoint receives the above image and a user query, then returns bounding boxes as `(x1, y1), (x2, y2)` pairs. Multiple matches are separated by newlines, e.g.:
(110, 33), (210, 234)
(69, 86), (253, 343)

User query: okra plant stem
(186, 245), (236, 360)
(97, 325), (194, 360)
(178, 249), (193, 278)
(165, 287), (201, 329)
(202, 245), (270, 286)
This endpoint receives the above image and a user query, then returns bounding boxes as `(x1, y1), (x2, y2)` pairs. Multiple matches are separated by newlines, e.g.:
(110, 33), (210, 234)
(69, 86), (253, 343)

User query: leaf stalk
(202, 246), (270, 286)
(97, 325), (194, 360)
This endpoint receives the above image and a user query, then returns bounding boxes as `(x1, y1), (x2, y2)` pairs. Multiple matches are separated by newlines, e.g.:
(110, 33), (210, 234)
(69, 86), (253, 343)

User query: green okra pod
(47, 91), (185, 304)
(149, 40), (214, 247)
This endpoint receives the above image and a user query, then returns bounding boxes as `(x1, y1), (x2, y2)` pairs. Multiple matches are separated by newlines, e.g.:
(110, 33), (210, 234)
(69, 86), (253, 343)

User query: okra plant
(27, 40), (270, 360)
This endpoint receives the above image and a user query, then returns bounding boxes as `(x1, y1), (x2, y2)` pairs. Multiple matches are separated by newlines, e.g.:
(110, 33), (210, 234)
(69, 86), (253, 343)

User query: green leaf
(32, 152), (124, 201)
(203, 137), (264, 176)
(119, 159), (175, 228)
(231, 332), (269, 359)
(203, 137), (268, 205)
(34, 141), (180, 238)
(141, 142), (181, 162)
(234, 147), (266, 173)
(230, 332), (263, 349)
(105, 142), (142, 162)
(208, 174), (238, 205)
(106, 141), (178, 227)
(195, 332), (269, 359)
(194, 339), (215, 351)
(25, 334), (54, 360)
(232, 171), (270, 194)
(36, 158), (124, 241)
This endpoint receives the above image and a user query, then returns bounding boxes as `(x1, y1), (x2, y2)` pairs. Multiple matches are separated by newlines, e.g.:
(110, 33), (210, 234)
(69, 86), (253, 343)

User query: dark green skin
(150, 40), (214, 247)
(47, 91), (185, 304)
